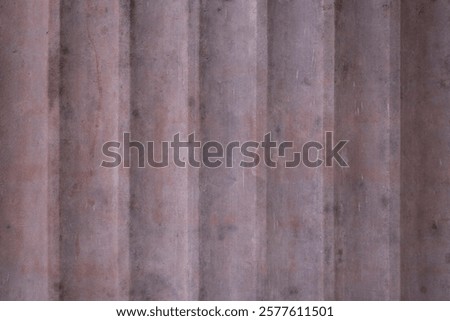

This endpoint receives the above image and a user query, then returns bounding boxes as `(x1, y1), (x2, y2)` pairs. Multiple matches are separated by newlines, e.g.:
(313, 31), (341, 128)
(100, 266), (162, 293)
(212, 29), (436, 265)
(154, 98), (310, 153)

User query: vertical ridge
(198, 0), (260, 300)
(400, 0), (450, 300)
(129, 0), (195, 300)
(59, 0), (123, 299)
(265, 0), (332, 300)
(0, 0), (51, 300)
(334, 0), (401, 300)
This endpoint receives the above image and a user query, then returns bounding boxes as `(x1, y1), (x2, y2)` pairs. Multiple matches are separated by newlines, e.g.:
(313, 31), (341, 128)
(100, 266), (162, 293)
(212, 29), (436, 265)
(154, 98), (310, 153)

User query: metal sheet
(0, 0), (448, 300)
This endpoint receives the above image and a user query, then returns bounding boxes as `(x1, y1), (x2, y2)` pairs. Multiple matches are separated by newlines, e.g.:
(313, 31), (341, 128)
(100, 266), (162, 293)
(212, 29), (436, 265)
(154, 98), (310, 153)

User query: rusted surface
(0, 0), (449, 300)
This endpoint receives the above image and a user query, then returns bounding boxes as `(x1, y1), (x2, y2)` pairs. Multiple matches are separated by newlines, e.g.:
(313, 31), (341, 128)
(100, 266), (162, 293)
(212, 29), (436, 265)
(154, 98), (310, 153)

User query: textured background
(0, 0), (449, 300)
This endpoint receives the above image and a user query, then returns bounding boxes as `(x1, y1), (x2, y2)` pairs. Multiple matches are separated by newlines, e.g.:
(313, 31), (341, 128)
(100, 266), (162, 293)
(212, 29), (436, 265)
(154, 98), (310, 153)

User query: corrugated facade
(0, 0), (449, 300)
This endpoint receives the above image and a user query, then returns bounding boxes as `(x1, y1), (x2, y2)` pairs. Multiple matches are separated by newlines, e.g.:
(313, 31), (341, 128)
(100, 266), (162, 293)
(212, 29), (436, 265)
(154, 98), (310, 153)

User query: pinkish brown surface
(0, 0), (449, 300)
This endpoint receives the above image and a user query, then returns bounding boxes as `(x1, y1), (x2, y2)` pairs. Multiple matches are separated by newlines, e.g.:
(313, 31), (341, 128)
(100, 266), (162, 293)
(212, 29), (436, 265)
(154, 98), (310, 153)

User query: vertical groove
(48, 0), (61, 301)
(118, 0), (131, 300)
(388, 0), (401, 301)
(322, 0), (336, 301)
(187, 0), (201, 301)
(256, 0), (268, 301)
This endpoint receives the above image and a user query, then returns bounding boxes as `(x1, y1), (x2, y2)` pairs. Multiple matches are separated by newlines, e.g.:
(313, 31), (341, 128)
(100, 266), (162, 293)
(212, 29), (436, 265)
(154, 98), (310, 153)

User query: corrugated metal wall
(0, 0), (449, 300)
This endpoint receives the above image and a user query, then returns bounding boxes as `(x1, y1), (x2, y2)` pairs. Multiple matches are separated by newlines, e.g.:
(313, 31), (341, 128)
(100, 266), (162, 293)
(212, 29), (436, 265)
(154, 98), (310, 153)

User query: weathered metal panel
(400, 0), (450, 300)
(265, 0), (334, 300)
(334, 0), (401, 300)
(0, 0), (448, 300)
(0, 0), (51, 300)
